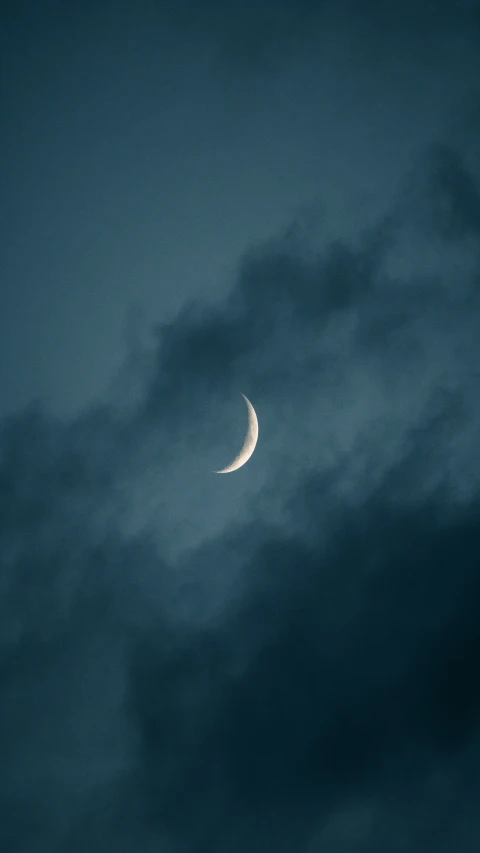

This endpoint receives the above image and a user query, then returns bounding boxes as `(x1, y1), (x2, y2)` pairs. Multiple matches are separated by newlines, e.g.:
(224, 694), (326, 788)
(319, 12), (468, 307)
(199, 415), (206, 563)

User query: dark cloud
(162, 0), (480, 74)
(427, 146), (480, 241)
(144, 138), (480, 463)
(2, 124), (480, 853)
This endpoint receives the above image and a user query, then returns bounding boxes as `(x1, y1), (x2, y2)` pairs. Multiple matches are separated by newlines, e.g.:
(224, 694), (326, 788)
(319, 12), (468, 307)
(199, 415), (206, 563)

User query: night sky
(2, 1), (480, 851)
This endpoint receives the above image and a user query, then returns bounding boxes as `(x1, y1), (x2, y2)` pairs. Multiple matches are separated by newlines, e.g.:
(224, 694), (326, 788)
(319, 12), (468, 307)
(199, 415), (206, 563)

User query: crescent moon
(214, 394), (259, 474)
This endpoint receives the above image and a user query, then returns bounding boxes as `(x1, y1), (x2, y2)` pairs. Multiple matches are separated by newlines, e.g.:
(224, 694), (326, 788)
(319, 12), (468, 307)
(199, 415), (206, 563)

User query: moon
(214, 394), (259, 474)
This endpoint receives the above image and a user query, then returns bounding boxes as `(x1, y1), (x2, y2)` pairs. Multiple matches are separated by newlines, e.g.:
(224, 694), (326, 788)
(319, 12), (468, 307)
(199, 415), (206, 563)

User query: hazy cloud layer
(1, 123), (480, 852)
(164, 0), (480, 74)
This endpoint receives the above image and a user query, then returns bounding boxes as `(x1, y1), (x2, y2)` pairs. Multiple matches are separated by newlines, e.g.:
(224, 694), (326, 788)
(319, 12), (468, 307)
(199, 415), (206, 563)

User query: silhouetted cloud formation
(1, 123), (480, 853)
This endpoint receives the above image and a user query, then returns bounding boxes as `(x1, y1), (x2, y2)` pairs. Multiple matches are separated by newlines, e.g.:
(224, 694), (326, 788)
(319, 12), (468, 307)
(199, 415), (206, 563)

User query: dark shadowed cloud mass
(2, 1), (480, 851)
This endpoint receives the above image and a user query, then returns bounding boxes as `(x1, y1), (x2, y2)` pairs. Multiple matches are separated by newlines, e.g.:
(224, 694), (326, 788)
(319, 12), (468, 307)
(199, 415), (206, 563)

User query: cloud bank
(1, 125), (480, 851)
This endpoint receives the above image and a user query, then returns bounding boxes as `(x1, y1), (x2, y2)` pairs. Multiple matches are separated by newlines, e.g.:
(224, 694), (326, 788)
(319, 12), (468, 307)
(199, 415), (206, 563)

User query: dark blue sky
(1, 1), (480, 851)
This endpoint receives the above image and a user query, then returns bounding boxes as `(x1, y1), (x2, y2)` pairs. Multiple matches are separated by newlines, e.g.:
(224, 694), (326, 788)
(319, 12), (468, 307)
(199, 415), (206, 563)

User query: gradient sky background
(1, 1), (480, 851)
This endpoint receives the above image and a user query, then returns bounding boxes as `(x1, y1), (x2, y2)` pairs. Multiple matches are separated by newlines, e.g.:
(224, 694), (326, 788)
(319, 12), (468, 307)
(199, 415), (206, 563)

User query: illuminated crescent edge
(214, 394), (259, 474)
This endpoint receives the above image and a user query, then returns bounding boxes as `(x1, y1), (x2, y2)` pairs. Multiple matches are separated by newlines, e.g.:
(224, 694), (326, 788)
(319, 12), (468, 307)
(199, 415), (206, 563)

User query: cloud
(428, 146), (480, 241)
(142, 139), (480, 509)
(162, 0), (480, 75)
(1, 127), (480, 851)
